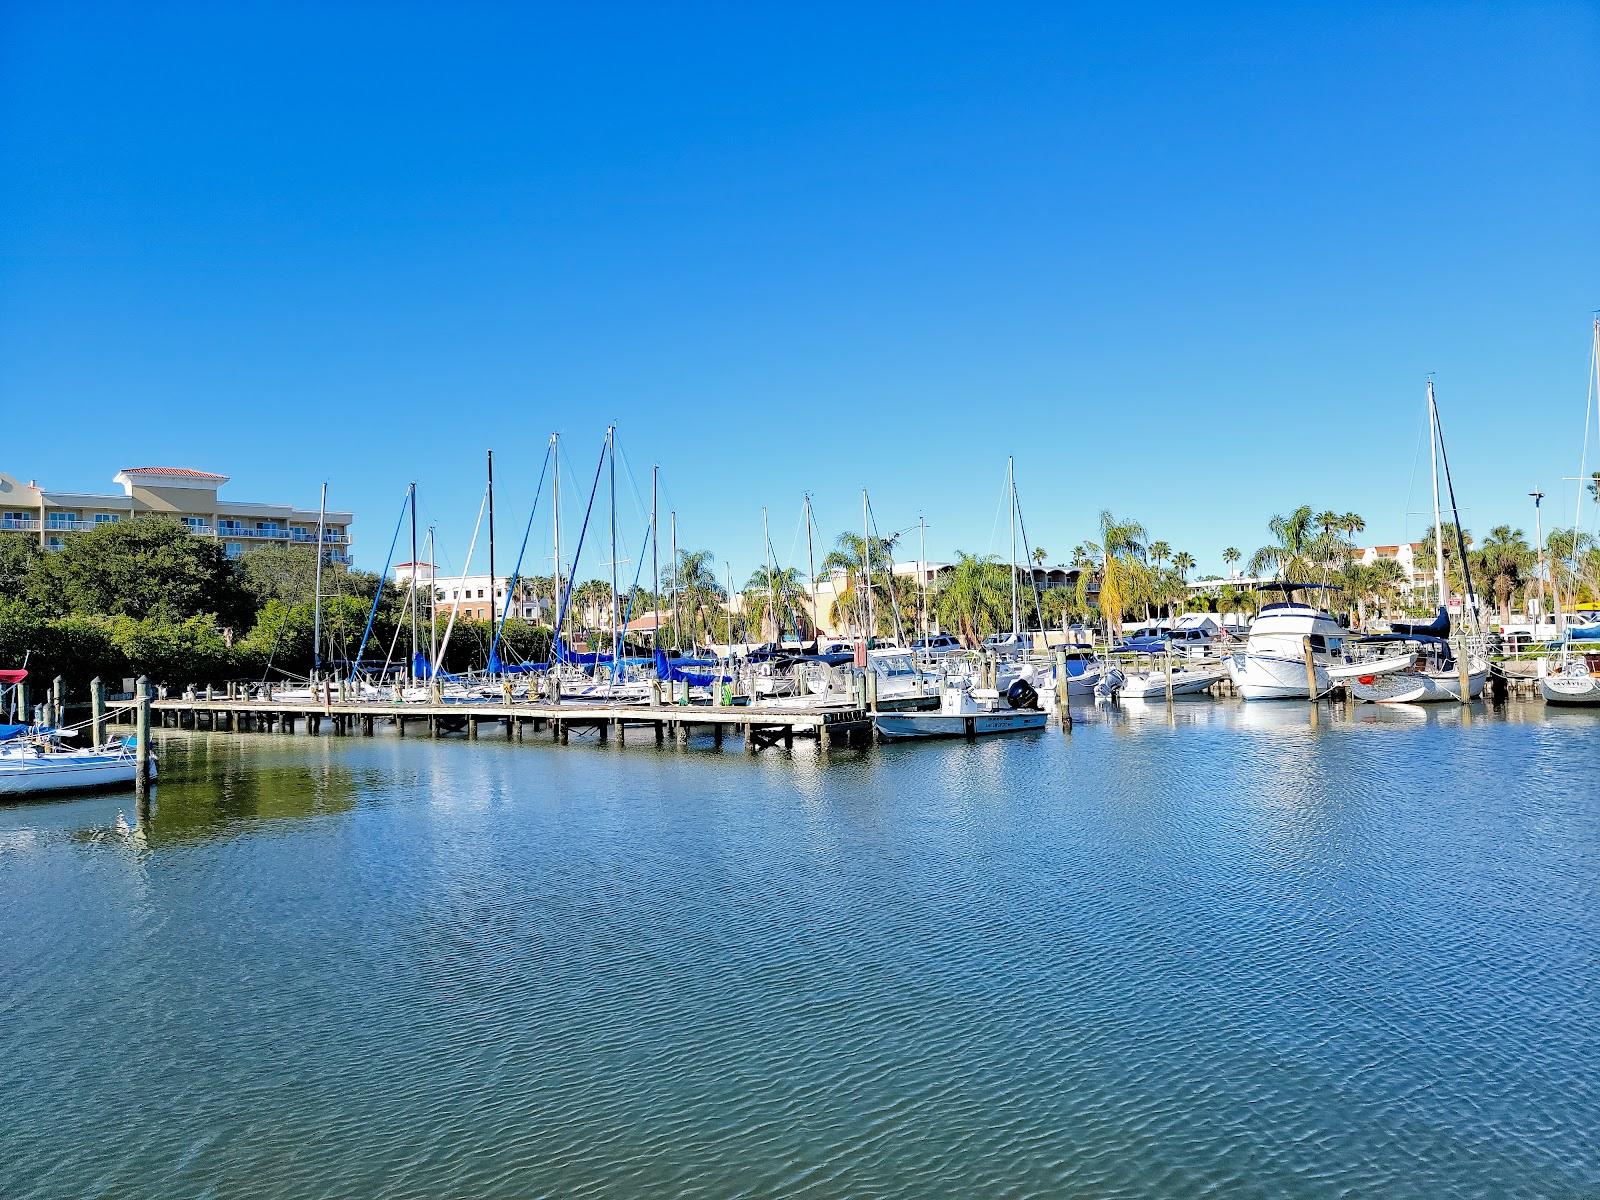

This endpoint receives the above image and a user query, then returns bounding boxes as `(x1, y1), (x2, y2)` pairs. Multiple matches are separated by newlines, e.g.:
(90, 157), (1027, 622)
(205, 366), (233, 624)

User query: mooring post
(90, 677), (106, 746)
(1301, 637), (1318, 704)
(865, 666), (879, 714)
(1456, 636), (1471, 704)
(53, 675), (66, 728)
(135, 676), (152, 802)
(1164, 651), (1174, 704)
(16, 679), (28, 726)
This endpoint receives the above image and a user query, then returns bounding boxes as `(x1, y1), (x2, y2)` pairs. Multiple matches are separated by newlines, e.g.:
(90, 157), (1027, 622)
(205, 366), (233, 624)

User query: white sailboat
(1538, 317), (1600, 705)
(1346, 380), (1487, 703)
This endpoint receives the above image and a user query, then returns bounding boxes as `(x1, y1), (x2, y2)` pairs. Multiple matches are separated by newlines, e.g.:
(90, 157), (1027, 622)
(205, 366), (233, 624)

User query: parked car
(911, 633), (964, 657)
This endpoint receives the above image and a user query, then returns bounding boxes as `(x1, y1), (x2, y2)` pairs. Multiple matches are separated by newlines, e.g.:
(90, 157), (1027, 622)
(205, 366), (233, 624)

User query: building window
(477, 588), (485, 599)
(95, 513), (120, 525)
(225, 542), (243, 559)
(46, 536), (65, 550)
(46, 514), (78, 529)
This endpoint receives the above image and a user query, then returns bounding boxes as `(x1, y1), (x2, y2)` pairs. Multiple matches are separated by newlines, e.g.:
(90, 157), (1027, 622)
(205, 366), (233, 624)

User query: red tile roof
(120, 467), (228, 481)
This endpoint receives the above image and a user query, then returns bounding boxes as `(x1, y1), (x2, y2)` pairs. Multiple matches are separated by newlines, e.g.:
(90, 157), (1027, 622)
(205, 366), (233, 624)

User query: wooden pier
(105, 694), (930, 751)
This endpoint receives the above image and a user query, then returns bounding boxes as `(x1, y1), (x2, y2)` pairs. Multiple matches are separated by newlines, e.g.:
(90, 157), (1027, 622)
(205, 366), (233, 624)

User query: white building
(393, 563), (547, 622)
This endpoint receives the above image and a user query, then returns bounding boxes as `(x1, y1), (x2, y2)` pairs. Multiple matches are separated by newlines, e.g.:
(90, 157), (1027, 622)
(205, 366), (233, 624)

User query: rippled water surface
(4, 700), (1598, 1198)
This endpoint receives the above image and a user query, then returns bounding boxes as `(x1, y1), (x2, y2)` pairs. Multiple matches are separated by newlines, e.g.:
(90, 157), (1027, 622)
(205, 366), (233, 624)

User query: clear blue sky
(4, 3), (1597, 587)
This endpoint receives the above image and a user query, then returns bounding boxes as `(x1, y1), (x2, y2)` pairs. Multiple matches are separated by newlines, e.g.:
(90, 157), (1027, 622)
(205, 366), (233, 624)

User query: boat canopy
(0, 669), (26, 685)
(0, 724), (29, 741)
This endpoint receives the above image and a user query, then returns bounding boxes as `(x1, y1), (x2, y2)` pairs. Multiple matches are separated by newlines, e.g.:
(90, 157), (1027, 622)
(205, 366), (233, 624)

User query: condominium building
(0, 467), (352, 561)
(392, 563), (547, 622)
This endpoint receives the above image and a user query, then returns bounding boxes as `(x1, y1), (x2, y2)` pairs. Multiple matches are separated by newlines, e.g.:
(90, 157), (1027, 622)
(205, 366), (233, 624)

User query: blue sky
(3, 2), (1597, 586)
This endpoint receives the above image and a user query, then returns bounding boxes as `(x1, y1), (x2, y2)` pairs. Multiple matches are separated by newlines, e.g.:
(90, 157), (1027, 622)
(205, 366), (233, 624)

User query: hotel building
(0, 467), (352, 561)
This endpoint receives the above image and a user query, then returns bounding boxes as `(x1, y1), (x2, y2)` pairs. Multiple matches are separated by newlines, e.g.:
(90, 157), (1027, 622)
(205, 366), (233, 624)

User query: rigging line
(1011, 473), (1047, 630)
(349, 487), (411, 681)
(1430, 394), (1479, 634)
(986, 466), (1010, 557)
(550, 436), (611, 659)
(488, 442), (553, 671)
(1402, 398), (1427, 549)
(864, 494), (907, 646)
(433, 485), (491, 676)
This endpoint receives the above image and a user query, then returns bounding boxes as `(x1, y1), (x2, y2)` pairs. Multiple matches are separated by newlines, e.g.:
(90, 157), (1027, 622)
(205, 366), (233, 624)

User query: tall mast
(1428, 380), (1446, 609)
(918, 514), (926, 640)
(651, 465), (660, 649)
(608, 425), (620, 671)
(804, 494), (819, 643)
(427, 524), (438, 676)
(312, 481), (327, 679)
(486, 448), (497, 672)
(726, 562), (735, 647)
(551, 433), (562, 649)
(1008, 456), (1020, 636)
(861, 489), (875, 639)
(408, 481), (419, 682)
(1531, 490), (1546, 624)
(763, 506), (777, 645)
(670, 510), (681, 649)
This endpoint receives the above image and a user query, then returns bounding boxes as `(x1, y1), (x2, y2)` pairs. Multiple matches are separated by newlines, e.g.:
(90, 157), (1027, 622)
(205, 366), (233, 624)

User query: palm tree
(933, 552), (1010, 644)
(1031, 546), (1047, 567)
(1221, 546), (1241, 578)
(1340, 512), (1366, 550)
(1473, 525), (1530, 626)
(1249, 506), (1317, 584)
(1172, 551), (1195, 581)
(821, 530), (901, 638)
(660, 548), (724, 648)
(743, 564), (804, 642)
(1076, 511), (1148, 637)
(1417, 523), (1472, 603)
(1149, 540), (1171, 572)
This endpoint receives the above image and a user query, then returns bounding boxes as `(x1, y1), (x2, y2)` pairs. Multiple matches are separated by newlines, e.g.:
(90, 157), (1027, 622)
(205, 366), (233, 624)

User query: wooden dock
(105, 695), (937, 751)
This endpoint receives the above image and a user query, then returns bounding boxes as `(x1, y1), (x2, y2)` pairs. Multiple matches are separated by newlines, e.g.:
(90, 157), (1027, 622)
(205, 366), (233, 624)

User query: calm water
(3, 700), (1598, 1199)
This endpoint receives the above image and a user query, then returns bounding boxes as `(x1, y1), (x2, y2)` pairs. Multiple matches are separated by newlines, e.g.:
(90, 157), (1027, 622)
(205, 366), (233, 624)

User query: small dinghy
(875, 678), (1047, 740)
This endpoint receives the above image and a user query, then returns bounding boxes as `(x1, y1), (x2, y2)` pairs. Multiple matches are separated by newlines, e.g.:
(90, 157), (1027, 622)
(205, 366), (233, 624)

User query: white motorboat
(1225, 588), (1349, 700)
(1540, 646), (1600, 705)
(1117, 659), (1228, 699)
(0, 736), (153, 797)
(874, 679), (1046, 740)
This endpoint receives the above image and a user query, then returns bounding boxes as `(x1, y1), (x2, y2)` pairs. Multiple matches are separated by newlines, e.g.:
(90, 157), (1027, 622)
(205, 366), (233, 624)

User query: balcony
(1, 517), (41, 532)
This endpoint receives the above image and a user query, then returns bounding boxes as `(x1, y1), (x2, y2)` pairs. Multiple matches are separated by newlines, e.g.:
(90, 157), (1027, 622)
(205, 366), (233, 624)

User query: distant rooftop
(118, 466), (229, 482)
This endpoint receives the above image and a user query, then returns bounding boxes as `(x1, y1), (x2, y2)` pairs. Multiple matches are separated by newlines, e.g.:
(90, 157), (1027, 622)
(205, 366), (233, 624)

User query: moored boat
(874, 678), (1046, 739)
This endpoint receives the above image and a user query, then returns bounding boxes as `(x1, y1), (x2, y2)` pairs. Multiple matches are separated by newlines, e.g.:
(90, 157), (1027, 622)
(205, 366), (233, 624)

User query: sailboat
(1335, 381), (1488, 702)
(1539, 316), (1600, 704)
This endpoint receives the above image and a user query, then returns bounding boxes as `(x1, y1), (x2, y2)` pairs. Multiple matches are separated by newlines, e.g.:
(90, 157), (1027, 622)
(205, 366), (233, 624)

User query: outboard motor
(1005, 678), (1039, 710)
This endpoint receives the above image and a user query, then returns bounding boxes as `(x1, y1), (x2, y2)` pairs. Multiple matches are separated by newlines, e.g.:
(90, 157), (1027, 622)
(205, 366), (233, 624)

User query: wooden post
(1164, 651), (1174, 704)
(865, 665), (879, 713)
(1456, 637), (1471, 703)
(91, 678), (106, 746)
(53, 675), (65, 728)
(135, 677), (152, 801)
(1301, 636), (1318, 703)
(16, 679), (28, 725)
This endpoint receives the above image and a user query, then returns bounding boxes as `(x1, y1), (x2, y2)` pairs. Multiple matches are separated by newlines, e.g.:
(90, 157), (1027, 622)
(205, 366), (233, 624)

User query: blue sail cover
(0, 724), (28, 742)
(486, 653), (549, 674)
(654, 649), (728, 687)
(1390, 606), (1450, 639)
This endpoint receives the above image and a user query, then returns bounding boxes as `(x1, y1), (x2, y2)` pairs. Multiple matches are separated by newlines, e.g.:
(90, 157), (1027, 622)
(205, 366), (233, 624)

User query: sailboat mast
(1428, 381), (1447, 610)
(551, 433), (562, 650)
(408, 482), (419, 683)
(804, 494), (819, 643)
(763, 506), (777, 645)
(651, 465), (660, 649)
(608, 425), (620, 671)
(427, 525), (438, 676)
(861, 488), (875, 640)
(486, 449), (496, 661)
(1008, 456), (1020, 637)
(312, 481), (326, 680)
(918, 514), (926, 641)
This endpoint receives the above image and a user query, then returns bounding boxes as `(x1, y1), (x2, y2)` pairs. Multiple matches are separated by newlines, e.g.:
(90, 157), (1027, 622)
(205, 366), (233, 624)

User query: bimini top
(0, 669), (27, 685)
(1254, 581), (1343, 593)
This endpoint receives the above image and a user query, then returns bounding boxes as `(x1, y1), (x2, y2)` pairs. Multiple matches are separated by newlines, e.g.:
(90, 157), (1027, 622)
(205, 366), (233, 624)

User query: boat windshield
(873, 654), (918, 677)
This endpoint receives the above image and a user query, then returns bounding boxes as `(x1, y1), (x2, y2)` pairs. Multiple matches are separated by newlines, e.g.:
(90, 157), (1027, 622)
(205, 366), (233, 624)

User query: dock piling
(91, 677), (106, 746)
(135, 677), (152, 804)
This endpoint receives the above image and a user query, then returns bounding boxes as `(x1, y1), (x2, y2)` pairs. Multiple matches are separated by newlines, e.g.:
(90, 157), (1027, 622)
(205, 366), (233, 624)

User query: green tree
(1248, 506), (1318, 584)
(0, 533), (41, 601)
(27, 518), (252, 628)
(1221, 546), (1241, 577)
(932, 552), (1010, 644)
(1076, 511), (1148, 636)
(1473, 525), (1531, 626)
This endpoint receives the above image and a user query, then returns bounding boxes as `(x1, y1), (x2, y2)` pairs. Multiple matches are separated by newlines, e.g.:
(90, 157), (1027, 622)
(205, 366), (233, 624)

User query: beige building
(0, 467), (352, 561)
(392, 563), (546, 622)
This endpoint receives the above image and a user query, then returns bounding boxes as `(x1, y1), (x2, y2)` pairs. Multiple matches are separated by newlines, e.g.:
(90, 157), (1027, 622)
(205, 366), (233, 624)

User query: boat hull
(1540, 675), (1600, 705)
(1352, 667), (1487, 704)
(1226, 653), (1329, 701)
(0, 753), (150, 797)
(874, 710), (1047, 740)
(1119, 669), (1225, 699)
